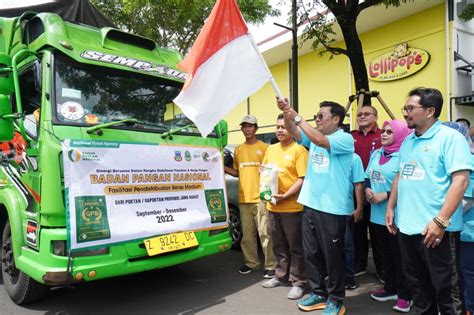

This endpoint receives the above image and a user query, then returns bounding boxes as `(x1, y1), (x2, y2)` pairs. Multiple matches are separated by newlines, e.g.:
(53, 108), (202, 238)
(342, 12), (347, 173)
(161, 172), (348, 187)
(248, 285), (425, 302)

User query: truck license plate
(144, 231), (198, 256)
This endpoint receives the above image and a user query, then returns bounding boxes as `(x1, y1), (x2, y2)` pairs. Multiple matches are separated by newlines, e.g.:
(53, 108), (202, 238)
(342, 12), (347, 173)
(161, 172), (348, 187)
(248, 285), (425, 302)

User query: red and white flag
(173, 0), (274, 137)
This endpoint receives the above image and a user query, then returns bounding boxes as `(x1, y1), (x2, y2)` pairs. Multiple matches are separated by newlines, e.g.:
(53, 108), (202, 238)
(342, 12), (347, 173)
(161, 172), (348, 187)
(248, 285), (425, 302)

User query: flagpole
(248, 34), (283, 100)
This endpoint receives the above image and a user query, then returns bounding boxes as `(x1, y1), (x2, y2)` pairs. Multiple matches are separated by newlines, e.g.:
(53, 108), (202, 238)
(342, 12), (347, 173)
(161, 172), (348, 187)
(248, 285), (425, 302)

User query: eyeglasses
(381, 129), (393, 135)
(401, 105), (424, 114)
(357, 112), (375, 118)
(314, 113), (334, 120)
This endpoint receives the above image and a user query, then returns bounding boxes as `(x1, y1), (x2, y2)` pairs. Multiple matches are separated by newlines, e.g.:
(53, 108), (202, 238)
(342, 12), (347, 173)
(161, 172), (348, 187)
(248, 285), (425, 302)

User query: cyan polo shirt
(365, 149), (400, 226)
(298, 128), (355, 215)
(396, 121), (472, 235)
(348, 154), (365, 209)
(461, 155), (474, 242)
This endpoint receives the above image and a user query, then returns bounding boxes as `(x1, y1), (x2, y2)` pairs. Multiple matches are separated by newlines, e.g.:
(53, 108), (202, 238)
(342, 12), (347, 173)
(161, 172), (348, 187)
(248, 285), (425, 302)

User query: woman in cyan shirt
(365, 120), (412, 313)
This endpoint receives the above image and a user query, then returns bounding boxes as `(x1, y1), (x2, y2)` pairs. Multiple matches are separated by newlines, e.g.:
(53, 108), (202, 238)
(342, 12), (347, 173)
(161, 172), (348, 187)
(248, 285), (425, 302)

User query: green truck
(0, 11), (231, 304)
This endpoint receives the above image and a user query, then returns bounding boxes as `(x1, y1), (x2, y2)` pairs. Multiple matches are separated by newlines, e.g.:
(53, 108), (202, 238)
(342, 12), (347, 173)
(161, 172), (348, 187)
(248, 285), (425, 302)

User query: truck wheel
(1, 220), (48, 304)
(228, 206), (242, 250)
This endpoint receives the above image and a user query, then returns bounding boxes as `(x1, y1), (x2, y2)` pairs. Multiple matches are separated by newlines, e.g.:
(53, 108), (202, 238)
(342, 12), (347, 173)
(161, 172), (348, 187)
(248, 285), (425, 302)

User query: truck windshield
(53, 53), (209, 136)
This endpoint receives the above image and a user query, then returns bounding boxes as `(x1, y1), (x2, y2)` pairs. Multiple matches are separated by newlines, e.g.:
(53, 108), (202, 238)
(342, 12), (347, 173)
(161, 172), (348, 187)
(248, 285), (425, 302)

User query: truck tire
(1, 220), (49, 305)
(228, 206), (242, 250)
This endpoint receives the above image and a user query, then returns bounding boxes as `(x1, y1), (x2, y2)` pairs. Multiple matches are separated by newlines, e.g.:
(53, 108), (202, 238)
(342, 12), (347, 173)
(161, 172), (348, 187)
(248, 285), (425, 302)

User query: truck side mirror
(0, 53), (14, 95)
(0, 95), (14, 142)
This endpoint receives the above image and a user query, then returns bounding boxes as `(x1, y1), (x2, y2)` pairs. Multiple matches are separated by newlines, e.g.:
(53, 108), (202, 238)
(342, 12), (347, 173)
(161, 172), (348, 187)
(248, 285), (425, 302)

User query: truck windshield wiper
(86, 119), (138, 134)
(161, 124), (197, 139)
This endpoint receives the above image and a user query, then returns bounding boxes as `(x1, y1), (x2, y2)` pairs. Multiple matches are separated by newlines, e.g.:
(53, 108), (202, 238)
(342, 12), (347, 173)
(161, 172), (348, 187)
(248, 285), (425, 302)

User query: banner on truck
(62, 140), (228, 250)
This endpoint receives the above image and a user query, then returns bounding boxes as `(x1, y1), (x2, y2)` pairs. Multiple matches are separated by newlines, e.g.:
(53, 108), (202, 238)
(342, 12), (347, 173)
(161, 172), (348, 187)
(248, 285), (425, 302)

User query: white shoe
(262, 277), (289, 288)
(287, 286), (304, 300)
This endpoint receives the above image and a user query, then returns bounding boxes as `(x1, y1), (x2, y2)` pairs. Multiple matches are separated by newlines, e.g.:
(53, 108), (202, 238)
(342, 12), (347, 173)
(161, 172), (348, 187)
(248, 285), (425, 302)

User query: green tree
(459, 3), (474, 21)
(296, 0), (416, 104)
(90, 0), (279, 55)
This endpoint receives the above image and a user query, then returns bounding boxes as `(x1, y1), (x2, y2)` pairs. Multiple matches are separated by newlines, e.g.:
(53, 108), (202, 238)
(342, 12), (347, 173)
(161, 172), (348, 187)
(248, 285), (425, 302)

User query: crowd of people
(225, 87), (473, 315)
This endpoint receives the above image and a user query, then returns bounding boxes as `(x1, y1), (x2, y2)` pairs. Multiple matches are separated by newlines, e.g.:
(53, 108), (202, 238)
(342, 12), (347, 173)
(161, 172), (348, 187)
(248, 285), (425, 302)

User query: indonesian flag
(173, 0), (273, 137)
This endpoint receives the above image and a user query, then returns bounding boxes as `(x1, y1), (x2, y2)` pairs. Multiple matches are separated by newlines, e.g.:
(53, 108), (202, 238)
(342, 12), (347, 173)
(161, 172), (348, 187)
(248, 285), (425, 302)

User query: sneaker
(262, 277), (289, 288)
(354, 267), (367, 277)
(323, 299), (346, 315)
(393, 299), (413, 313)
(287, 286), (304, 300)
(238, 265), (254, 274)
(344, 277), (358, 290)
(297, 293), (327, 311)
(370, 289), (398, 302)
(263, 270), (275, 279)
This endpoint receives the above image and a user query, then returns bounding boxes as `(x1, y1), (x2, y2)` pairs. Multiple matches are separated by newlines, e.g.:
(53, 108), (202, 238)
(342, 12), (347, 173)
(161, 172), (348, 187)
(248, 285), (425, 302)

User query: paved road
(0, 249), (413, 314)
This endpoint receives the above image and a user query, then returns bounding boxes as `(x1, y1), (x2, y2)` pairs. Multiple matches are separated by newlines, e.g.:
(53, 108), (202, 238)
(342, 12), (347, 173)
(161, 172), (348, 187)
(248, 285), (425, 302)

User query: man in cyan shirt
(386, 88), (472, 314)
(224, 115), (275, 279)
(277, 98), (354, 315)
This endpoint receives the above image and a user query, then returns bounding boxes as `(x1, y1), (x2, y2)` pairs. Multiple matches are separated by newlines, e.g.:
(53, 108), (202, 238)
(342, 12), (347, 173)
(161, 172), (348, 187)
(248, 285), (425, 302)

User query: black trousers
(302, 207), (346, 302)
(353, 202), (384, 276)
(398, 232), (462, 315)
(371, 223), (410, 300)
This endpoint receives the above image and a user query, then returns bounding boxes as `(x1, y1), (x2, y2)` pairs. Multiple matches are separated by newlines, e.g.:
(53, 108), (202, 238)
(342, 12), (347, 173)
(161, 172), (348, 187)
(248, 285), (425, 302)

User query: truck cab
(0, 12), (231, 304)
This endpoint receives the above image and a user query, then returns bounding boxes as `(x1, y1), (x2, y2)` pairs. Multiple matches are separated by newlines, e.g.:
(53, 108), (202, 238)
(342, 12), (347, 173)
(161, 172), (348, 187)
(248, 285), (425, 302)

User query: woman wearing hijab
(365, 120), (413, 313)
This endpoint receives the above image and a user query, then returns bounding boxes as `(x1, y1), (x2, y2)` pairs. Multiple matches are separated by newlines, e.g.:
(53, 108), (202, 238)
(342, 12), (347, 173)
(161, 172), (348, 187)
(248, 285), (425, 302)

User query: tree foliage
(90, 0), (279, 55)
(459, 3), (474, 21)
(294, 0), (410, 103)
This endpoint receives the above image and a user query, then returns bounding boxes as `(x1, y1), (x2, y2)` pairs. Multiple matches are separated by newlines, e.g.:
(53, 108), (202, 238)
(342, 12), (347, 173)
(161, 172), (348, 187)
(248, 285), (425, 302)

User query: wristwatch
(433, 216), (450, 229)
(294, 115), (302, 125)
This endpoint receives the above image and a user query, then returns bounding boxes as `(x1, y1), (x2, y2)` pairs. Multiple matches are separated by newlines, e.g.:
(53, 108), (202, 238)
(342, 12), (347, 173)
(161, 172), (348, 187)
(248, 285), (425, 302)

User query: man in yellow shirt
(261, 113), (308, 299)
(224, 115), (276, 278)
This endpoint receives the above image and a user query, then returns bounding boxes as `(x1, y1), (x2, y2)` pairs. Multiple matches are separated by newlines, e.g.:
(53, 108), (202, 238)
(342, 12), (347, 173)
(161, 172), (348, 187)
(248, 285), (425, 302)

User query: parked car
(223, 145), (242, 249)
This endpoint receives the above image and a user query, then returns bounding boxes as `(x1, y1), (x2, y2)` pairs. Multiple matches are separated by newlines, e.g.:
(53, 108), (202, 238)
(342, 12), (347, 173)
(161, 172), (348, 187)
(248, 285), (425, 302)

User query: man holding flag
(277, 97), (353, 315)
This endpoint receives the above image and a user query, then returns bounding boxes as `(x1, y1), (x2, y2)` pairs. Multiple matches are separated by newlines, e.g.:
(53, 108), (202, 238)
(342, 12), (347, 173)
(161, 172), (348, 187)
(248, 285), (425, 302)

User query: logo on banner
(185, 151), (192, 161)
(205, 189), (227, 223)
(174, 151), (183, 161)
(68, 149), (82, 162)
(368, 43), (430, 81)
(75, 196), (111, 243)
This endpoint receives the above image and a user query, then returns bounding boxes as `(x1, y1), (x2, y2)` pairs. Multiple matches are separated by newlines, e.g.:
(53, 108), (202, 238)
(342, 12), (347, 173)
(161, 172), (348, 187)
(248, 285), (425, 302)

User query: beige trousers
(239, 202), (275, 270)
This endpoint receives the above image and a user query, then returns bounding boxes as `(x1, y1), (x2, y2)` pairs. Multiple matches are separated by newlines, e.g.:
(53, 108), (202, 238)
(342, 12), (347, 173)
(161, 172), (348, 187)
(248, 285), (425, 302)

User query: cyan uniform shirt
(461, 155), (474, 242)
(396, 121), (472, 235)
(297, 128), (355, 215)
(365, 149), (400, 226)
(348, 154), (365, 208)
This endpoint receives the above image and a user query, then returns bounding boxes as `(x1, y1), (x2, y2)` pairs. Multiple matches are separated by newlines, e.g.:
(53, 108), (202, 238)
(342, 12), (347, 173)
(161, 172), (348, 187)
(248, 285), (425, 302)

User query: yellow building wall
(359, 4), (447, 125)
(226, 4), (447, 144)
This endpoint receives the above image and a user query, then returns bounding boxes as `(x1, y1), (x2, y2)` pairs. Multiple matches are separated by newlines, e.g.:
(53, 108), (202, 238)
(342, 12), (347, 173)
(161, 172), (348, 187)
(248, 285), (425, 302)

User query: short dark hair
(408, 87), (443, 118)
(320, 101), (346, 127)
(277, 113), (284, 120)
(360, 105), (378, 116)
(456, 118), (471, 127)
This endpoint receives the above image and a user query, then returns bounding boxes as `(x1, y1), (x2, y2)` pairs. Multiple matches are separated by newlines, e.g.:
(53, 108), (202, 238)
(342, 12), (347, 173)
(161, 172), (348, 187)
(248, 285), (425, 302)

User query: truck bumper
(16, 227), (232, 285)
